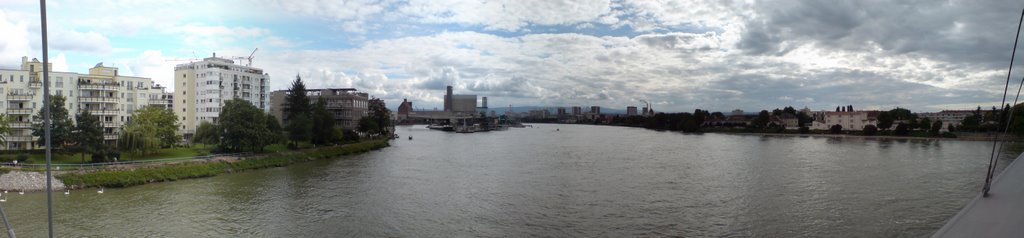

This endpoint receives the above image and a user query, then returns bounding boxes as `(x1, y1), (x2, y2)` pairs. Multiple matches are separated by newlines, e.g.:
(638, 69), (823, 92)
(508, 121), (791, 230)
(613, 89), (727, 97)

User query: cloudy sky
(1, 0), (1023, 113)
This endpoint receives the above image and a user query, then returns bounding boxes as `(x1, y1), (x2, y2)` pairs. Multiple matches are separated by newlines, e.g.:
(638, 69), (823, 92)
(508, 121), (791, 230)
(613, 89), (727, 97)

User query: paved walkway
(933, 152), (1024, 237)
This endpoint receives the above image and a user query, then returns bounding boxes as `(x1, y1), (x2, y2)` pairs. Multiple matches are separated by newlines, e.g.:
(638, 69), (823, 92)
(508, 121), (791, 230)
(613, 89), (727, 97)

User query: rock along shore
(0, 170), (66, 192)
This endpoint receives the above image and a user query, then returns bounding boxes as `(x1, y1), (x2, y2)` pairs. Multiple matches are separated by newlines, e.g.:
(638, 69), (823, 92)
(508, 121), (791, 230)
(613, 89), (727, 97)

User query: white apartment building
(0, 57), (167, 149)
(173, 55), (269, 137)
(811, 110), (881, 131)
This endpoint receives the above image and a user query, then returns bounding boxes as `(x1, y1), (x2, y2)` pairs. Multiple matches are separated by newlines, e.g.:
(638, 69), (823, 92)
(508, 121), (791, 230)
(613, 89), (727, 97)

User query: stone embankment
(0, 170), (66, 192)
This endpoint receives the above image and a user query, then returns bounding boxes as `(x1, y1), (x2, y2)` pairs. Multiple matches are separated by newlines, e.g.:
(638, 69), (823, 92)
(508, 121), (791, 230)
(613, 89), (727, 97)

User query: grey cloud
(739, 0), (1023, 68)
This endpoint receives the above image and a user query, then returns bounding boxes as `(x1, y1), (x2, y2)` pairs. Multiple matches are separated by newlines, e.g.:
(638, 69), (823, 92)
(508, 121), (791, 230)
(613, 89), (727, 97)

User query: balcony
(80, 96), (118, 103)
(9, 122), (31, 129)
(7, 108), (32, 115)
(79, 83), (119, 91)
(6, 94), (33, 101)
(84, 109), (118, 116)
(7, 135), (33, 141)
(100, 121), (119, 128)
(28, 80), (41, 88)
(103, 134), (118, 140)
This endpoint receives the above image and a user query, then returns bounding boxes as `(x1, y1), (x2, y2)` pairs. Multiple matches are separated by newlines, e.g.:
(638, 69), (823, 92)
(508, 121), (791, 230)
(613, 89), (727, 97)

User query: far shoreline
(520, 122), (1012, 141)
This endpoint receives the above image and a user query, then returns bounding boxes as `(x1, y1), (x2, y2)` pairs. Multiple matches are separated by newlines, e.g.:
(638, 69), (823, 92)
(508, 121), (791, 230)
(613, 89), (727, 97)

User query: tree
(918, 118), (932, 131)
(752, 110), (771, 129)
(894, 123), (910, 136)
(367, 99), (392, 137)
(798, 126), (809, 134)
(265, 114), (285, 145)
(876, 111), (894, 130)
(1007, 103), (1024, 136)
(73, 110), (105, 163)
(193, 121), (220, 146)
(0, 114), (10, 145)
(118, 127), (160, 156)
(863, 124), (878, 136)
(358, 117), (380, 135)
(219, 99), (272, 152)
(830, 124), (843, 134)
(284, 75), (312, 146)
(311, 97), (336, 145)
(889, 108), (915, 120)
(130, 106), (180, 148)
(907, 118), (920, 131)
(930, 120), (943, 136)
(32, 95), (74, 151)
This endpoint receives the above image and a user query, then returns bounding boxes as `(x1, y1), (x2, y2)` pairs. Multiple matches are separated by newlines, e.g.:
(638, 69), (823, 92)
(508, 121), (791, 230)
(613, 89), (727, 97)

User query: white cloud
(0, 9), (34, 68)
(122, 50), (176, 90)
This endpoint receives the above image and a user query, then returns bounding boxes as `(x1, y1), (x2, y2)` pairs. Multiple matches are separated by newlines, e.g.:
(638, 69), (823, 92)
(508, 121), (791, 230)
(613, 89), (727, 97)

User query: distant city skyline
(0, 1), (1020, 112)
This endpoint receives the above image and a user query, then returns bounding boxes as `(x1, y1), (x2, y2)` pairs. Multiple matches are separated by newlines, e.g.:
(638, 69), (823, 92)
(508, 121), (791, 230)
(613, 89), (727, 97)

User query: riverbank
(0, 140), (389, 191)
(0, 170), (66, 192)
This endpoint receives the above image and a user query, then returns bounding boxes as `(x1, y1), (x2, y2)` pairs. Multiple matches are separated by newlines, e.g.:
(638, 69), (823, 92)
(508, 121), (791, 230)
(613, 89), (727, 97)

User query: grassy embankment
(56, 140), (389, 188)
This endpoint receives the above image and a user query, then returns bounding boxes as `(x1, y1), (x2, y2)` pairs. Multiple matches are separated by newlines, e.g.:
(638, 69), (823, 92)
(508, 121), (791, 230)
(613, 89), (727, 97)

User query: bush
(16, 153), (30, 163)
(830, 125), (843, 134)
(894, 123), (909, 136)
(863, 125), (878, 136)
(798, 126), (810, 134)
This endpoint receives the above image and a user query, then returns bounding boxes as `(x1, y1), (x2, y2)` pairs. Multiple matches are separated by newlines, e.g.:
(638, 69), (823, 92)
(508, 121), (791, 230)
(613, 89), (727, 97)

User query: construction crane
(232, 48), (258, 67)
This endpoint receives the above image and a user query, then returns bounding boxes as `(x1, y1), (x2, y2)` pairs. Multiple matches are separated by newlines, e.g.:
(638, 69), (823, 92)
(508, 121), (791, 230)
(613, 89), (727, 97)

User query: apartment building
(0, 57), (164, 149)
(173, 55), (269, 137)
(269, 88), (369, 131)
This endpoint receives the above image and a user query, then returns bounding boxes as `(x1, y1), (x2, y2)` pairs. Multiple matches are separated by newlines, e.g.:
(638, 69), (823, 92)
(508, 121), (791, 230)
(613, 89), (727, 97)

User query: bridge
(933, 152), (1024, 237)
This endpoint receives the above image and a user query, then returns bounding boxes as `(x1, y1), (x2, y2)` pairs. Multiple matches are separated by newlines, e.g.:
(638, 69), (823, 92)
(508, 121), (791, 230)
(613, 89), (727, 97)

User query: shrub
(798, 126), (810, 134)
(863, 125), (878, 136)
(16, 153), (30, 163)
(830, 125), (843, 134)
(894, 123), (909, 136)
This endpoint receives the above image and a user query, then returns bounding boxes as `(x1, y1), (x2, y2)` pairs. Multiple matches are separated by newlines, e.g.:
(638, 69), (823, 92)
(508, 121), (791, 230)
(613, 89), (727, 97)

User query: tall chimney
(444, 85), (453, 112)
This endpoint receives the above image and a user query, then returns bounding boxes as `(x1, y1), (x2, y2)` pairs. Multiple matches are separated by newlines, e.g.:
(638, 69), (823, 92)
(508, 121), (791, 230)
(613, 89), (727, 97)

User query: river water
(0, 124), (1019, 237)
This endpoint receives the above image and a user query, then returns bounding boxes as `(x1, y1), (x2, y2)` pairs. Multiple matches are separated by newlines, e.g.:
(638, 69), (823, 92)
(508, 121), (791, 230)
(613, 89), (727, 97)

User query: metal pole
(984, 7), (1024, 197)
(38, 0), (54, 237)
(0, 204), (15, 238)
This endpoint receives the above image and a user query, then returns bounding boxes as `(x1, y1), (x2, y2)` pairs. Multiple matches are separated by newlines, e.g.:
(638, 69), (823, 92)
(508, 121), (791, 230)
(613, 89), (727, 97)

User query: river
(0, 124), (1018, 237)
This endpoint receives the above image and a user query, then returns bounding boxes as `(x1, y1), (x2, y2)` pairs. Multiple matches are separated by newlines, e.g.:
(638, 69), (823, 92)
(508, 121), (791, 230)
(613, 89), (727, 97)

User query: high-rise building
(173, 54), (269, 136)
(627, 106), (637, 116)
(0, 57), (164, 149)
(590, 106), (601, 114)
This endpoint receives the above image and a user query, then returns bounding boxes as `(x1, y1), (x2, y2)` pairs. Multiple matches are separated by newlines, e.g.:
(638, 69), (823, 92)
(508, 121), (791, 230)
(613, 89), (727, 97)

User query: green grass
(57, 140), (390, 188)
(119, 146), (212, 161)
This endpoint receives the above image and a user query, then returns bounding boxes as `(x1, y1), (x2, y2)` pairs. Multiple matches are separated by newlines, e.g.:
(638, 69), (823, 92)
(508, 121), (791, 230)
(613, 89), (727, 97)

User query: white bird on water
(18, 191), (23, 195)
(64, 190), (70, 195)
(97, 188), (104, 194)
(0, 195), (5, 202)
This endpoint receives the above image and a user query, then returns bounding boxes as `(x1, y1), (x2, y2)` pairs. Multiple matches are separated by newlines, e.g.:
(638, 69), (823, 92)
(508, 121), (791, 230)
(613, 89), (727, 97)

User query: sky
(1, 0), (1023, 113)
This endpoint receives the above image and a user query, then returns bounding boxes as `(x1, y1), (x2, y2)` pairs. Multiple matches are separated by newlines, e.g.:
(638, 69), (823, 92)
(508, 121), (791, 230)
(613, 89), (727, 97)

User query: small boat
(408, 136), (413, 140)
